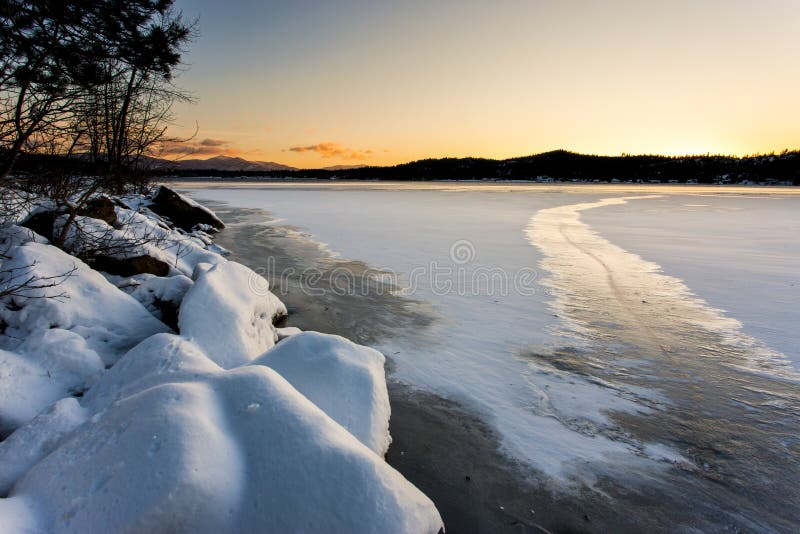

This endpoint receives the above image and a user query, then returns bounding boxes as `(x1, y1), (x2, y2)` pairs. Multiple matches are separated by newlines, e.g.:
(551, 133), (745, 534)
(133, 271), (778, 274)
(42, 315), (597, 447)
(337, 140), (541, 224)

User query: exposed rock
(151, 297), (180, 332)
(20, 210), (58, 241)
(273, 310), (289, 327)
(90, 254), (171, 277)
(21, 196), (116, 242)
(149, 185), (225, 231)
(127, 275), (193, 333)
(77, 196), (117, 226)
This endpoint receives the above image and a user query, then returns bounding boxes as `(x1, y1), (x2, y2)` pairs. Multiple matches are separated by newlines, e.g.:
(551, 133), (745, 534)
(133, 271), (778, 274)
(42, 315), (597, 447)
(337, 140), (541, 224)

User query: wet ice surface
(181, 184), (800, 531)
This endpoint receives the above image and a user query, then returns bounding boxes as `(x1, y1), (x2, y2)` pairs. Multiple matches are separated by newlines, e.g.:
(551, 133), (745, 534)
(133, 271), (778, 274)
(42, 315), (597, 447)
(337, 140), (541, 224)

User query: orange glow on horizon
(168, 1), (800, 168)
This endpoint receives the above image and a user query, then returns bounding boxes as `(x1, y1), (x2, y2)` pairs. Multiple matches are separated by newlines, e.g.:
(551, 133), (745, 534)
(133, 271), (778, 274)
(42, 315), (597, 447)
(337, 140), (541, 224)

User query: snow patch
(276, 326), (303, 340)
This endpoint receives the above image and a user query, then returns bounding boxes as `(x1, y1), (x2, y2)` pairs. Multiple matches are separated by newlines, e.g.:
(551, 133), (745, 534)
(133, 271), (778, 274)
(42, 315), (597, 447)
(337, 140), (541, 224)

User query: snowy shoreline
(0, 187), (443, 532)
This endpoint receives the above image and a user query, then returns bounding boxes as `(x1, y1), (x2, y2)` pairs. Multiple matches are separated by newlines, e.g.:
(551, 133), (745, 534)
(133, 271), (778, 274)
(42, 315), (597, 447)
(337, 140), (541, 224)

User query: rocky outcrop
(148, 186), (225, 231)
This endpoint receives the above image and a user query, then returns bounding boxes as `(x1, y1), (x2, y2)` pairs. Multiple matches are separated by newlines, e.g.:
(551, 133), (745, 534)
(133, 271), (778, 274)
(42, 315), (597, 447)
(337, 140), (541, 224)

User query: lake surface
(181, 183), (800, 532)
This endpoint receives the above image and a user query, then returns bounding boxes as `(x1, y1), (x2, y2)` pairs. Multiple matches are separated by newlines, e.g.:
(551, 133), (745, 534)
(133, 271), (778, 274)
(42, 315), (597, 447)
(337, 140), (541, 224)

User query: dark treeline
(149, 149), (800, 184)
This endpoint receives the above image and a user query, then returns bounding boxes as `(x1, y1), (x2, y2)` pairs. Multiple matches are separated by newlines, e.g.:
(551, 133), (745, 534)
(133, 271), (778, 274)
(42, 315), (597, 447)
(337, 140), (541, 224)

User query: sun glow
(170, 0), (800, 167)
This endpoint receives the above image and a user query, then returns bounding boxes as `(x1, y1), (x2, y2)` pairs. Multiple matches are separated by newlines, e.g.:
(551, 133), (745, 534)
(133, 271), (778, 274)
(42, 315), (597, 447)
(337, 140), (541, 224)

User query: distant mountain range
(147, 155), (368, 172)
(149, 155), (296, 172)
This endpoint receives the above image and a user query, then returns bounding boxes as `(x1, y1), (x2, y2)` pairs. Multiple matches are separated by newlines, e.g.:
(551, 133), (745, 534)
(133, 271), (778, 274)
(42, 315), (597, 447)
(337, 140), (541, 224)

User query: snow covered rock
(19, 196), (117, 243)
(12, 380), (243, 533)
(0, 350), (70, 437)
(149, 185), (225, 231)
(0, 327), (98, 437)
(0, 241), (168, 366)
(0, 397), (87, 495)
(213, 367), (441, 532)
(253, 332), (392, 455)
(113, 207), (225, 277)
(10, 366), (442, 533)
(179, 261), (287, 368)
(16, 329), (104, 394)
(81, 333), (221, 413)
(54, 205), (225, 280)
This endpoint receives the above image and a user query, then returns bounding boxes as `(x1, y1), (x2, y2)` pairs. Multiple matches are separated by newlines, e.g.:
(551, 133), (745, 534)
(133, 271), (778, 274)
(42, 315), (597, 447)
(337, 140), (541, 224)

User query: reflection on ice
(527, 195), (800, 530)
(528, 195), (796, 377)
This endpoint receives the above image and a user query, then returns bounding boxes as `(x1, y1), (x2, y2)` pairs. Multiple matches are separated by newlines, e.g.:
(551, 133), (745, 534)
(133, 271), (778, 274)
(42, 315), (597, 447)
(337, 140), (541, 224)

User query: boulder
(149, 186), (225, 231)
(77, 195), (117, 226)
(21, 196), (117, 242)
(251, 332), (392, 455)
(20, 210), (58, 241)
(90, 254), (171, 277)
(15, 364), (444, 533)
(179, 261), (286, 368)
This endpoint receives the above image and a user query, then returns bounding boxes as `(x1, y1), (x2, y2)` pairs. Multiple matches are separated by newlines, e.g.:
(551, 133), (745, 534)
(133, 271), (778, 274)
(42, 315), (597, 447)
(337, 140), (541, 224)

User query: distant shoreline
(152, 149), (800, 185)
(170, 180), (800, 195)
(161, 176), (799, 186)
(12, 149), (799, 186)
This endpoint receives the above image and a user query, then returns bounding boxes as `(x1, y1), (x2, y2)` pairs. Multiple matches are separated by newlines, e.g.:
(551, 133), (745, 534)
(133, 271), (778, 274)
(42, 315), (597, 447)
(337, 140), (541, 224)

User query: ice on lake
(182, 183), (800, 529)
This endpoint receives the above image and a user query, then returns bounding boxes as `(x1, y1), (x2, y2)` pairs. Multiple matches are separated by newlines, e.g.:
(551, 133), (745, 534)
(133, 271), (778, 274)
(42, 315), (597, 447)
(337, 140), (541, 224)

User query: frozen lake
(182, 183), (800, 531)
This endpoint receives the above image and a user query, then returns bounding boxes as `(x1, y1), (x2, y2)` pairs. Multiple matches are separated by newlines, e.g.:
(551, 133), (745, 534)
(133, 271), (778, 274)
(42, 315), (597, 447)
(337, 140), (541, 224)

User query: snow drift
(11, 358), (440, 533)
(0, 189), (442, 533)
(0, 240), (168, 366)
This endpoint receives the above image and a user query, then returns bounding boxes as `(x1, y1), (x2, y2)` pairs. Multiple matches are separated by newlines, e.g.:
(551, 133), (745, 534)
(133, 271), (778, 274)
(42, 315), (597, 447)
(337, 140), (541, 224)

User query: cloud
(288, 142), (374, 161)
(199, 138), (229, 147)
(158, 138), (241, 157)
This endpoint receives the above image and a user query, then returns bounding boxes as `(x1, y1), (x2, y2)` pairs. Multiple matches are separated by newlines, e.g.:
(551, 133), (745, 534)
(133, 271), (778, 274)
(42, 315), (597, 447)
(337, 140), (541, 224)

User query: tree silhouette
(0, 0), (192, 184)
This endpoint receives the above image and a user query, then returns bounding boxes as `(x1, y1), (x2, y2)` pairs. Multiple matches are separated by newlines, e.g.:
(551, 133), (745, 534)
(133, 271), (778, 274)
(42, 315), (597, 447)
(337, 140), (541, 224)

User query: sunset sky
(169, 0), (800, 168)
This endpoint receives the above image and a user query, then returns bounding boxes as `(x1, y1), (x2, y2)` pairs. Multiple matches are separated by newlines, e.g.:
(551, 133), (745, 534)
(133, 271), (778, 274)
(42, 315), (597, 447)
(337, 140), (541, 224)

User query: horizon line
(159, 147), (800, 170)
